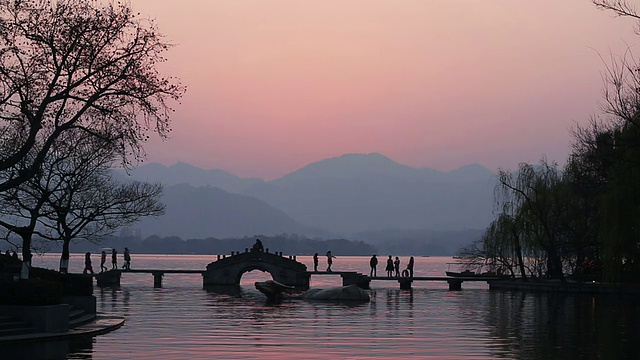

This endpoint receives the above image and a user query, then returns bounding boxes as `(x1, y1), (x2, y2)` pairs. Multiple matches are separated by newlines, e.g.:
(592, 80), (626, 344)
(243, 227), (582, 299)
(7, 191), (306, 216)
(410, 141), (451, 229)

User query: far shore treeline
(35, 235), (378, 257)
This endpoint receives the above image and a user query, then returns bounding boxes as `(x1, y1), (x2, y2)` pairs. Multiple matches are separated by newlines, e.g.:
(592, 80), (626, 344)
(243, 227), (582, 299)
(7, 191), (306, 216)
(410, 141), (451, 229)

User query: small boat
(445, 262), (504, 278)
(445, 269), (500, 278)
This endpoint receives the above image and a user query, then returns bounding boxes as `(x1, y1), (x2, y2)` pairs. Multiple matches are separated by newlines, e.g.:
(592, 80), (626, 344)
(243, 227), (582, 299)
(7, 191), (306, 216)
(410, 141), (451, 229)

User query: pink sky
(132, 0), (638, 180)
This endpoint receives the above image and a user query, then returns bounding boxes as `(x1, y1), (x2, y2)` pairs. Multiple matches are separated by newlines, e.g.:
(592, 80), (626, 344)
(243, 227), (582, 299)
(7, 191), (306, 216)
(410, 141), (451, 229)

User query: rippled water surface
(4, 254), (639, 359)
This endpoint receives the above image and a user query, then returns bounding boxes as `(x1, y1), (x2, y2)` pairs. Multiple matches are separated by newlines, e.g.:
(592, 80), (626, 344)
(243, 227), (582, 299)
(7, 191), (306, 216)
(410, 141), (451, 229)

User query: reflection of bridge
(95, 250), (501, 290)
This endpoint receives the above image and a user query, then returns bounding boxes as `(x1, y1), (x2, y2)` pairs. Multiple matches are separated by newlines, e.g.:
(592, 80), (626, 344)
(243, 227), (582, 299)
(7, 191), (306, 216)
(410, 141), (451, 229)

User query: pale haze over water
(4, 254), (638, 359)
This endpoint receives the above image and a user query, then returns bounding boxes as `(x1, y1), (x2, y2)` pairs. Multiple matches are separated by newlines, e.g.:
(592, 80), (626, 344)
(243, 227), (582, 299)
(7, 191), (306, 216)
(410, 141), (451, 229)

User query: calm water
(2, 254), (639, 359)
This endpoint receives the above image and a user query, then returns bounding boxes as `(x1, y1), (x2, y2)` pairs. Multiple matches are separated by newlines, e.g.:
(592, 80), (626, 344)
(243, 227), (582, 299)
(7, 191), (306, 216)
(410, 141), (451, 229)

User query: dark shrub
(30, 267), (93, 296)
(0, 279), (64, 306)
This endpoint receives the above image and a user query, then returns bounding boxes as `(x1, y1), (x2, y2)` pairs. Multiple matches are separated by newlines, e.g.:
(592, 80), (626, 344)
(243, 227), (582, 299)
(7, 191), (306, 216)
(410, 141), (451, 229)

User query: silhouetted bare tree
(0, 0), (182, 274)
(593, 1), (640, 21)
(0, 0), (184, 192)
(42, 174), (164, 274)
(0, 129), (164, 277)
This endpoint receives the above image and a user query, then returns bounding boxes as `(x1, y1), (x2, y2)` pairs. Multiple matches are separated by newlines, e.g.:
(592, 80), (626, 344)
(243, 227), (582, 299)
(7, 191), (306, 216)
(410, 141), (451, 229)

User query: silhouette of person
(313, 252), (319, 272)
(407, 256), (415, 278)
(386, 255), (394, 277)
(326, 251), (336, 272)
(83, 252), (94, 275)
(123, 247), (131, 270)
(111, 248), (118, 270)
(251, 239), (264, 252)
(394, 256), (400, 277)
(370, 255), (378, 277)
(100, 250), (107, 273)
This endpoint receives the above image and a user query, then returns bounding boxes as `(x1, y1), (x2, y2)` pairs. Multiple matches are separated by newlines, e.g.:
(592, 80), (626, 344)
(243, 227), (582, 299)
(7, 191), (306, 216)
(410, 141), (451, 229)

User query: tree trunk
(512, 229), (528, 281)
(59, 240), (71, 273)
(19, 233), (32, 280)
(546, 245), (565, 281)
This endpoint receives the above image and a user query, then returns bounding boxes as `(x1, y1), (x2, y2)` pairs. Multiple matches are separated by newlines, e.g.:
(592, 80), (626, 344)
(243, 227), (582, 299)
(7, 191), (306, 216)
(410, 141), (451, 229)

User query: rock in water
(300, 284), (370, 301)
(255, 281), (370, 302)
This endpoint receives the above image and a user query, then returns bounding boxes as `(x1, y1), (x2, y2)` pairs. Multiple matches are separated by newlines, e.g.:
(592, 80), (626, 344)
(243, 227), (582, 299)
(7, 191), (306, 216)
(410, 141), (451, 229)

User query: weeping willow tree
(479, 213), (531, 279)
(459, 158), (568, 280)
(493, 159), (569, 280)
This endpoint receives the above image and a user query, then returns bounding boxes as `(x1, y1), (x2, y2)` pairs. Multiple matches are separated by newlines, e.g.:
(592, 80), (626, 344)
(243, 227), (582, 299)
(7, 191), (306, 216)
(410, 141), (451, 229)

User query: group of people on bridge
(312, 251), (337, 272)
(83, 247), (132, 274)
(308, 251), (415, 278)
(371, 255), (414, 278)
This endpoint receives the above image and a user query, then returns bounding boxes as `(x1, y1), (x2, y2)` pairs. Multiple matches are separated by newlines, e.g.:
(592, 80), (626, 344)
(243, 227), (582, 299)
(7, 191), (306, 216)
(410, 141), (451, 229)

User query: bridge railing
(216, 248), (298, 261)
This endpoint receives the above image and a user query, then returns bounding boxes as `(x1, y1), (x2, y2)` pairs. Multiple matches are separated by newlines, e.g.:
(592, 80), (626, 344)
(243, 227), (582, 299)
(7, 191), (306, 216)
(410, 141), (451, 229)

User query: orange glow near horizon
(132, 0), (638, 179)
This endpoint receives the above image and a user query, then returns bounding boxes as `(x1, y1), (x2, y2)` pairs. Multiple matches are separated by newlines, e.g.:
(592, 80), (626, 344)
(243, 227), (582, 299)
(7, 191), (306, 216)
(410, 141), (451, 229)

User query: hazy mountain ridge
(118, 153), (497, 239)
(121, 161), (265, 193)
(133, 183), (329, 239)
(243, 153), (496, 234)
(351, 228), (485, 256)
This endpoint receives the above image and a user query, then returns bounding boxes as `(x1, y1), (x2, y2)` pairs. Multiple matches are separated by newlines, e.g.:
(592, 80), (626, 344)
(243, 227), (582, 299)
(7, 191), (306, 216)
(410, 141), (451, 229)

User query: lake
(2, 253), (639, 359)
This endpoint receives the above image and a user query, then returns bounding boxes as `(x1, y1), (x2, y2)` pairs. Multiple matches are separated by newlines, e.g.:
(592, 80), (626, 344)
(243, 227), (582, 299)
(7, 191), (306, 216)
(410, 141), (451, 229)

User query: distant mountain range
(133, 183), (329, 239)
(116, 153), (497, 243)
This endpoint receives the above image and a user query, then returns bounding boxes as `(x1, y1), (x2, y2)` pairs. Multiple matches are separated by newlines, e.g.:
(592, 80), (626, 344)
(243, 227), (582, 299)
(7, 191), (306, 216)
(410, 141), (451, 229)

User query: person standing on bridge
(326, 251), (336, 272)
(369, 255), (378, 277)
(394, 256), (401, 277)
(407, 256), (415, 277)
(123, 247), (131, 270)
(83, 252), (94, 275)
(386, 255), (394, 277)
(111, 248), (118, 270)
(252, 239), (264, 252)
(313, 253), (319, 272)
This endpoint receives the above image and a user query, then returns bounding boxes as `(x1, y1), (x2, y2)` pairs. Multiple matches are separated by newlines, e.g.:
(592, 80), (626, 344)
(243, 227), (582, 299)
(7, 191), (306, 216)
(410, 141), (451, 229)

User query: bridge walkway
(93, 262), (502, 290)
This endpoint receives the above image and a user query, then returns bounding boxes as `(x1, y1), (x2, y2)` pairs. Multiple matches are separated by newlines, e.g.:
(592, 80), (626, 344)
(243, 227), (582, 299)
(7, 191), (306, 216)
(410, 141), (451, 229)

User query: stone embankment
(488, 279), (640, 295)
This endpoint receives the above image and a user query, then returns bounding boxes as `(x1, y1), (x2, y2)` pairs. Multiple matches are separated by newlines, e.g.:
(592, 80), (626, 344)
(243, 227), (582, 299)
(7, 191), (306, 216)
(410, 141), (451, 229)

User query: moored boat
(445, 262), (505, 278)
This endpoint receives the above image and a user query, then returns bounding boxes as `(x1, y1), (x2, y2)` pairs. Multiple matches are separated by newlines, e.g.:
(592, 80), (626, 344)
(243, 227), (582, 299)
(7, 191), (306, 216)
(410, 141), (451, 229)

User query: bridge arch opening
(237, 265), (274, 286)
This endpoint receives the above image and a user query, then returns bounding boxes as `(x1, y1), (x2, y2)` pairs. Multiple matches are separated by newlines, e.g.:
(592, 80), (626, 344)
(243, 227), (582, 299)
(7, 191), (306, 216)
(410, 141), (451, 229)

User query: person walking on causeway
(83, 252), (94, 275)
(326, 251), (336, 272)
(386, 255), (394, 277)
(100, 250), (107, 273)
(111, 248), (118, 270)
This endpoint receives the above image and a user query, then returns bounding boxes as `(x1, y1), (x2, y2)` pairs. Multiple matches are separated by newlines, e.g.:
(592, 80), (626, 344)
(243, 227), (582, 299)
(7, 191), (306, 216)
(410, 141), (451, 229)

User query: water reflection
(204, 285), (242, 297)
(22, 255), (640, 359)
(0, 336), (94, 360)
(98, 286), (130, 315)
(485, 291), (640, 359)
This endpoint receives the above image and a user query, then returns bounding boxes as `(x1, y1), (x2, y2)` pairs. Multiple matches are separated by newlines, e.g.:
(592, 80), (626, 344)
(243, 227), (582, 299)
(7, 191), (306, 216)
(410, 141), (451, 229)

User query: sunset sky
(132, 0), (638, 180)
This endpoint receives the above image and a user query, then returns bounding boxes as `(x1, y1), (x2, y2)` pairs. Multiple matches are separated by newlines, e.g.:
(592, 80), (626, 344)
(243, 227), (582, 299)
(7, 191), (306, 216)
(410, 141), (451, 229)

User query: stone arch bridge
(203, 251), (310, 290)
